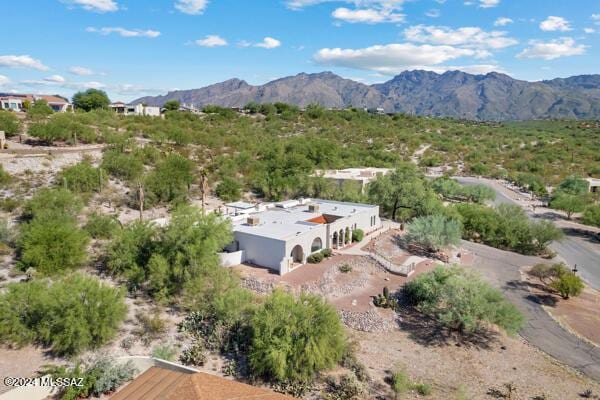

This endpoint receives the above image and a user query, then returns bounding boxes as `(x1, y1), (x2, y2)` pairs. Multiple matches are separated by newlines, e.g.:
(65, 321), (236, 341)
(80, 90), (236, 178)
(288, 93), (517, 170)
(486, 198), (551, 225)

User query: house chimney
(308, 204), (320, 212)
(246, 216), (260, 226)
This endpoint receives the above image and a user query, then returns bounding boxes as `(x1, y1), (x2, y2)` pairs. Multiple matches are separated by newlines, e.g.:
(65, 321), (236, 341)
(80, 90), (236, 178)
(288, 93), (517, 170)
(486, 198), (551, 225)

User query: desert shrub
(58, 161), (107, 193)
(17, 216), (89, 275)
(550, 272), (584, 299)
(404, 266), (524, 335)
(390, 370), (411, 397)
(324, 372), (365, 400)
(352, 229), (364, 242)
(144, 153), (195, 205)
(581, 205), (600, 227)
(151, 343), (176, 361)
(454, 203), (562, 255)
(249, 290), (346, 383)
(134, 310), (167, 343)
(0, 274), (127, 355)
(307, 252), (324, 263)
(0, 110), (21, 136)
(215, 176), (242, 202)
(0, 197), (19, 212)
(529, 263), (568, 285)
(0, 165), (11, 186)
(22, 187), (83, 220)
(29, 113), (96, 144)
(414, 382), (433, 396)
(84, 212), (119, 238)
(321, 248), (333, 257)
(338, 263), (352, 273)
(179, 340), (206, 366)
(373, 286), (397, 310)
(406, 214), (462, 252)
(101, 149), (144, 181)
(42, 356), (136, 400)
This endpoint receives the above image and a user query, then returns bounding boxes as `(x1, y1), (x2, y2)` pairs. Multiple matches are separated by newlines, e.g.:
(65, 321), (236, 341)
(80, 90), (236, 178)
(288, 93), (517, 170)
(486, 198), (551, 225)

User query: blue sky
(1, 0), (598, 101)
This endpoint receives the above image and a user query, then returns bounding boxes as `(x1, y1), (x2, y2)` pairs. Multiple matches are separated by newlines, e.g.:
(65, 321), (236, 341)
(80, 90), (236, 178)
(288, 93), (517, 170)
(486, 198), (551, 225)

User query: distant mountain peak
(133, 71), (600, 120)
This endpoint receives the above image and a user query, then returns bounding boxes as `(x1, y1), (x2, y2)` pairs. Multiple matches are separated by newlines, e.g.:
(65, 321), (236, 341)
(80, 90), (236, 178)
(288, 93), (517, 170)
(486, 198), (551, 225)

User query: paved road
(454, 176), (600, 290)
(461, 240), (600, 381)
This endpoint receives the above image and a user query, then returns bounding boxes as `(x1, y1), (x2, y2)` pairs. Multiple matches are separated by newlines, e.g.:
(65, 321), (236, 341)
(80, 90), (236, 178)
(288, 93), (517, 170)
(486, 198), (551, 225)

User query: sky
(1, 0), (599, 101)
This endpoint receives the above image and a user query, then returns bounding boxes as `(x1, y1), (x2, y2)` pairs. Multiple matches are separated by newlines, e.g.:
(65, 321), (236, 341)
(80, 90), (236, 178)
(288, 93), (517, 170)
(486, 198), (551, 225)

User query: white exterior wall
(232, 232), (287, 272)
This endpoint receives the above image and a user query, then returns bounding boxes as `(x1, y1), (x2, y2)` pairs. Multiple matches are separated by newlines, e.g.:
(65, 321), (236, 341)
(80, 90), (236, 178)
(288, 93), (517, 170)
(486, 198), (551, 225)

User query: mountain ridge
(133, 70), (600, 120)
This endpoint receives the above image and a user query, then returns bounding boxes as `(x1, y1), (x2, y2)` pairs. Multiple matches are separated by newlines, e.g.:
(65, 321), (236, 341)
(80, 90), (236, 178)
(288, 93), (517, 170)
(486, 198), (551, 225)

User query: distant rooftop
(231, 199), (376, 240)
(314, 167), (391, 181)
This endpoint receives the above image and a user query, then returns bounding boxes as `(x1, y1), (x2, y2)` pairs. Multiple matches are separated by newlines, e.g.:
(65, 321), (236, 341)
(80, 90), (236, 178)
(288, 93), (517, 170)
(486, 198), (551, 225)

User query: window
(311, 237), (322, 253)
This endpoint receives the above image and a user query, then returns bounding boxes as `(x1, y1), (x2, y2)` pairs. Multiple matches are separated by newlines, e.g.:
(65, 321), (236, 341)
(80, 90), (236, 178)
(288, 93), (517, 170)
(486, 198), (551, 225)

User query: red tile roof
(110, 367), (296, 400)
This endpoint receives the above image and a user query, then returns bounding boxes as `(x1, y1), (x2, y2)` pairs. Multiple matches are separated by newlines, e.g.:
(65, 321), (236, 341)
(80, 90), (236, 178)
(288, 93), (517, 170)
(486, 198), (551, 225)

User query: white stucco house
(220, 199), (381, 275)
(312, 167), (391, 192)
(110, 102), (161, 117)
(585, 177), (600, 193)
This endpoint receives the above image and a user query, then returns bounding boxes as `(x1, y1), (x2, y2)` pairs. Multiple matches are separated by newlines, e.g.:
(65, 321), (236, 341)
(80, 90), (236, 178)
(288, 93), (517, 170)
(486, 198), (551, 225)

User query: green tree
(581, 204), (600, 227)
(0, 274), (127, 355)
(555, 175), (589, 196)
(406, 214), (462, 252)
(163, 100), (181, 111)
(72, 89), (110, 111)
(22, 187), (83, 221)
(144, 153), (195, 205)
(0, 110), (21, 136)
(84, 213), (119, 239)
(28, 99), (53, 118)
(215, 176), (242, 202)
(368, 164), (442, 221)
(17, 217), (89, 275)
(250, 290), (346, 383)
(550, 194), (587, 219)
(551, 272), (584, 299)
(101, 149), (145, 181)
(404, 266), (524, 335)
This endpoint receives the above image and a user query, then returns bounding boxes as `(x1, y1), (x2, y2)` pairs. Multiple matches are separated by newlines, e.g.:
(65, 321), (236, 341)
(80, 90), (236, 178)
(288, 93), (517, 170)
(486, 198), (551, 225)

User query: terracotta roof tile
(110, 367), (296, 400)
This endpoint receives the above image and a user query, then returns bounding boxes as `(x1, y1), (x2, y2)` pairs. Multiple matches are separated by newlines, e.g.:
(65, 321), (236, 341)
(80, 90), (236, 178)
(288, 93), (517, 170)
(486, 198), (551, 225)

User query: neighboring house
(220, 199), (381, 275)
(110, 102), (161, 116)
(0, 93), (71, 112)
(313, 167), (391, 193)
(110, 358), (295, 400)
(586, 177), (600, 193)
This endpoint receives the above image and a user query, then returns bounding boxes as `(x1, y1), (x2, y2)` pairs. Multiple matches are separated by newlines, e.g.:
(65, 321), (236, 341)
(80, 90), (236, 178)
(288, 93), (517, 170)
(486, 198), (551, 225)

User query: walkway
(462, 240), (600, 381)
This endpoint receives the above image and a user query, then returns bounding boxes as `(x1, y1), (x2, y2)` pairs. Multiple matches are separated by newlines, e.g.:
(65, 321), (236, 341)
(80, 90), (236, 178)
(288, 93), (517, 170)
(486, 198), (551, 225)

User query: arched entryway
(345, 227), (351, 244)
(338, 229), (344, 248)
(290, 245), (304, 263)
(311, 237), (323, 253)
(332, 232), (338, 249)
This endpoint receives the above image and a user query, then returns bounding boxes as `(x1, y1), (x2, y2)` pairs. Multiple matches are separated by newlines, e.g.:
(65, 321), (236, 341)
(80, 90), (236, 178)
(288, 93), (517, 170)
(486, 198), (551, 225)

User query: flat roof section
(231, 199), (376, 240)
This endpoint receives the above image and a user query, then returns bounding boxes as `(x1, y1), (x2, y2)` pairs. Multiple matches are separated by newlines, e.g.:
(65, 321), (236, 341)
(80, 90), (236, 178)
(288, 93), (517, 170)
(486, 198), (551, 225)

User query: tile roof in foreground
(110, 366), (295, 400)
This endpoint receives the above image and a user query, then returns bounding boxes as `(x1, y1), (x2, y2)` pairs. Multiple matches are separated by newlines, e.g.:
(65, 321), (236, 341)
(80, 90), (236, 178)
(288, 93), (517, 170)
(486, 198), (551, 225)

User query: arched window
(311, 237), (323, 253)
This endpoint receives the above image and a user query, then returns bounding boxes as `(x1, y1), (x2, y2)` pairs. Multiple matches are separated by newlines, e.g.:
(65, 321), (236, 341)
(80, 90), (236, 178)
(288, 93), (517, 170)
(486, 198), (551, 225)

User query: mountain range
(133, 70), (600, 120)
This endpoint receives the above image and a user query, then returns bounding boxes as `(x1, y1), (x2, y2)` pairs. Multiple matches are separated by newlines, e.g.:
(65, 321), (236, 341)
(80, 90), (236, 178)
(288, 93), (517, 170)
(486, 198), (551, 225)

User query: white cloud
(0, 75), (10, 86)
(255, 37), (281, 49)
(584, 27), (595, 34)
(175, 0), (208, 15)
(0, 55), (49, 71)
(332, 7), (404, 23)
(403, 25), (518, 50)
(314, 43), (484, 75)
(61, 0), (118, 12)
(517, 37), (586, 60)
(194, 35), (228, 47)
(539, 16), (571, 32)
(287, 0), (405, 10)
(86, 27), (161, 38)
(479, 0), (499, 8)
(425, 9), (440, 18)
(44, 75), (66, 83)
(494, 17), (513, 26)
(69, 66), (94, 76)
(592, 14), (600, 25)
